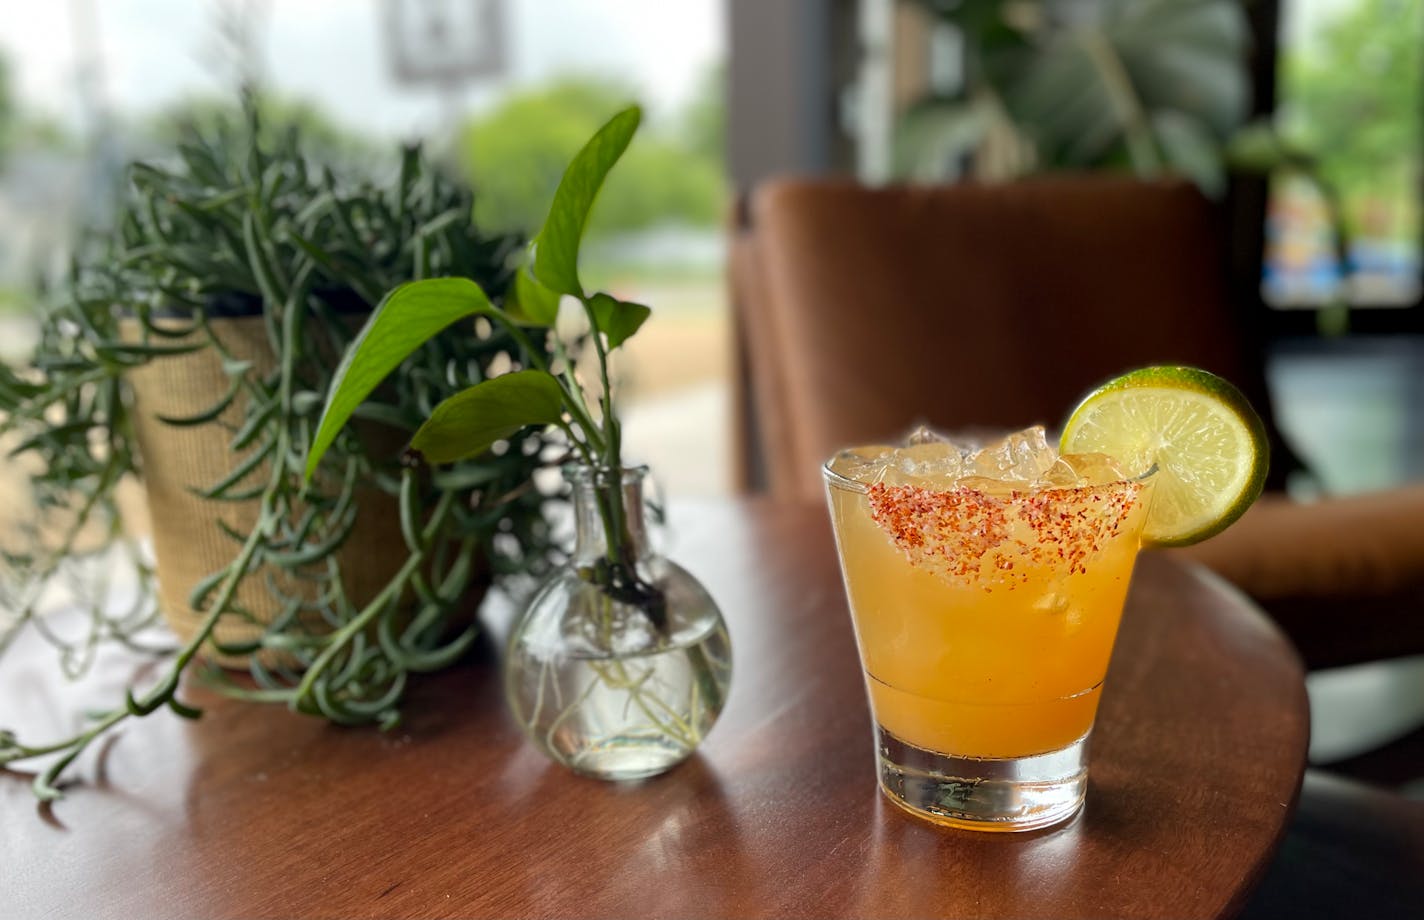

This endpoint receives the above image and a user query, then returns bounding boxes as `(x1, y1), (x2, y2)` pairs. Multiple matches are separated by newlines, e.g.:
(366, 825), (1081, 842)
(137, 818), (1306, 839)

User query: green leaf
(431, 463), (508, 491)
(305, 277), (501, 480)
(507, 266), (562, 326)
(531, 106), (642, 296)
(587, 292), (651, 349)
(1224, 119), (1295, 173)
(409, 369), (565, 465)
(167, 696), (204, 720)
(154, 375), (242, 426)
(1152, 109), (1225, 197)
(895, 98), (990, 180)
(100, 341), (207, 360)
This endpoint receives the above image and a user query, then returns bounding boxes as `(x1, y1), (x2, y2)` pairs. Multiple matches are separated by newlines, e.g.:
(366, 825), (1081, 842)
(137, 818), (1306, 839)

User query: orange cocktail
(824, 427), (1154, 831)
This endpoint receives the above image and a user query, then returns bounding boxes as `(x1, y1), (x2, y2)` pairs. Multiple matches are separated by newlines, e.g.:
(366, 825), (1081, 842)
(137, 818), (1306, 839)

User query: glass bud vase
(505, 465), (732, 780)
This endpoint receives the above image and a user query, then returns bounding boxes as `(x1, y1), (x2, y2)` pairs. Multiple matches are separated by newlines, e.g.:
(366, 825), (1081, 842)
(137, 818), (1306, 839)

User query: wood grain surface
(0, 500), (1309, 920)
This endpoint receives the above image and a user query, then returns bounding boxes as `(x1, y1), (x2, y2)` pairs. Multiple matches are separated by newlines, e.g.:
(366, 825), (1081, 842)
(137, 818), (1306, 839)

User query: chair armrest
(1167, 484), (1424, 669)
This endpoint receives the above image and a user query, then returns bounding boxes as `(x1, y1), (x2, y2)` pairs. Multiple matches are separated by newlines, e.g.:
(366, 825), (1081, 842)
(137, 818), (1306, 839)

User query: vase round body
(505, 465), (732, 780)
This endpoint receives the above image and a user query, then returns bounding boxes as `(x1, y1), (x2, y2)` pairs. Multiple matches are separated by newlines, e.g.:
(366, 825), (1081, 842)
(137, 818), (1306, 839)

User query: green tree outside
(0, 51), (76, 161)
(678, 64), (726, 164)
(0, 53), (14, 164)
(1281, 0), (1422, 243)
(458, 77), (724, 242)
(143, 90), (378, 164)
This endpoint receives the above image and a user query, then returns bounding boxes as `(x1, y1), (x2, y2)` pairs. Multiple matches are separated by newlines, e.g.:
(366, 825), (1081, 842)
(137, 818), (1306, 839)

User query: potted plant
(0, 99), (564, 799)
(308, 105), (733, 780)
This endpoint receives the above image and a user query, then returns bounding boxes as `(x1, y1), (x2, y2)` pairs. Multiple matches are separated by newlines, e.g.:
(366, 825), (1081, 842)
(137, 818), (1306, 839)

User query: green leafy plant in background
(900, 0), (1353, 331)
(309, 104), (667, 628)
(900, 0), (1253, 190)
(0, 101), (564, 800)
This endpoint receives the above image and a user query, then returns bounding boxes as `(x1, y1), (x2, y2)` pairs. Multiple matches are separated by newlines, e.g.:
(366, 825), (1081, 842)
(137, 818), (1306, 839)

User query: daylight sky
(0, 0), (724, 139)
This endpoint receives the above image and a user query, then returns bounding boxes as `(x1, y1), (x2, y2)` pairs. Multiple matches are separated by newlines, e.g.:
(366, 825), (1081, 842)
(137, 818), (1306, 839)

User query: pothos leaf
(408, 369), (566, 465)
(531, 106), (642, 297)
(587, 292), (651, 350)
(305, 277), (502, 481)
(507, 266), (562, 326)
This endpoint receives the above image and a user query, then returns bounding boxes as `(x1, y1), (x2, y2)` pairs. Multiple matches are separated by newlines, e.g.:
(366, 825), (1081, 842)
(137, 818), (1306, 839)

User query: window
(1264, 0), (1423, 310)
(0, 0), (732, 494)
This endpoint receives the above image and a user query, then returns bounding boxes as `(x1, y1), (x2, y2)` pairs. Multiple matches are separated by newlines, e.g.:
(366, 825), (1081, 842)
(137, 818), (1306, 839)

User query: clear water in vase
(506, 598), (731, 779)
(504, 466), (733, 780)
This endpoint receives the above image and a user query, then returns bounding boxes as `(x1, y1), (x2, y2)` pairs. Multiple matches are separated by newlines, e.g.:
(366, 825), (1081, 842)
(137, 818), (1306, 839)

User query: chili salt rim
(821, 456), (1159, 497)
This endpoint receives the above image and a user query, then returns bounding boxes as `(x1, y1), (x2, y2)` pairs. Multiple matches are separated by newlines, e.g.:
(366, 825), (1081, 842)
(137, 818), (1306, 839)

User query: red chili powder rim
(830, 467), (1151, 586)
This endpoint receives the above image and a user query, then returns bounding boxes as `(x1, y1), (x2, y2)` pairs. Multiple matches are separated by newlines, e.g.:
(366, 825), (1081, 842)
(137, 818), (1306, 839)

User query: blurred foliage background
(893, 0), (1420, 309)
(896, 0), (1251, 192)
(458, 73), (725, 242)
(1279, 0), (1420, 243)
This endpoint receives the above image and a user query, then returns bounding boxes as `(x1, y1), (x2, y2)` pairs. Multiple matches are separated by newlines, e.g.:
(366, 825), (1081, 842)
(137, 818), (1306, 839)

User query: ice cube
(1034, 591), (1081, 630)
(827, 445), (895, 485)
(882, 449), (965, 490)
(905, 424), (946, 446)
(1039, 452), (1128, 488)
(1033, 592), (1072, 615)
(952, 475), (1022, 496)
(878, 431), (971, 490)
(968, 425), (1057, 482)
(898, 440), (963, 469)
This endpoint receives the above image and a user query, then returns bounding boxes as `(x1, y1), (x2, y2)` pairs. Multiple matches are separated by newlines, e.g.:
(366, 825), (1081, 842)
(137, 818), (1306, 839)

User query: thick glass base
(877, 726), (1089, 832)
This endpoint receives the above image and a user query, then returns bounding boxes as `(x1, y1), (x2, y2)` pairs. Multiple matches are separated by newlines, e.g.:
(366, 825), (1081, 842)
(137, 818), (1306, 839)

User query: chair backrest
(730, 175), (1294, 501)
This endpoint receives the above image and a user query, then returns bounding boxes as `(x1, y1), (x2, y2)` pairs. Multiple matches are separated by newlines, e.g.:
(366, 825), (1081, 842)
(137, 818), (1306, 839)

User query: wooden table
(1, 501), (1309, 919)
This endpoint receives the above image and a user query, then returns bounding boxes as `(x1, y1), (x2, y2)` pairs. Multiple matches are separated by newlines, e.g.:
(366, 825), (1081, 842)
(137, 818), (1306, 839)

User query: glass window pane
(0, 0), (731, 493)
(1265, 0), (1423, 308)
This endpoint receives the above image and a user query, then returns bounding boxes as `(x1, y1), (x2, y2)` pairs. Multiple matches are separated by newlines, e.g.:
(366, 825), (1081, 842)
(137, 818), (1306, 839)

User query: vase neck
(566, 465), (652, 564)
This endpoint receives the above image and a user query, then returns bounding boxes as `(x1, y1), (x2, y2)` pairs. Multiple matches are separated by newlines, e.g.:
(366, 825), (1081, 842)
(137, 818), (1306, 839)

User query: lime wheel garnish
(1060, 366), (1267, 546)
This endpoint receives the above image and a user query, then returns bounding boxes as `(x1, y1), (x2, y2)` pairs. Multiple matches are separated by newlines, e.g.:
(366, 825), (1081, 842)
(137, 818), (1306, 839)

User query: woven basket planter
(123, 315), (412, 665)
